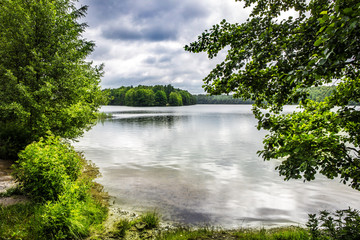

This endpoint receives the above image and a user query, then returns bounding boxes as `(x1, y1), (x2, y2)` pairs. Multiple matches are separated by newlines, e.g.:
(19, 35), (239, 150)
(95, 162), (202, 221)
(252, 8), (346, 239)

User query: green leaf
(314, 38), (323, 47)
(343, 8), (353, 15)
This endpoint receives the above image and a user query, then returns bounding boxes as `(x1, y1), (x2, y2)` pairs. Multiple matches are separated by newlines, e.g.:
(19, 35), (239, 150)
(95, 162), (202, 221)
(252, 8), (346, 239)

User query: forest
(105, 85), (196, 106)
(106, 85), (357, 106)
(195, 85), (356, 105)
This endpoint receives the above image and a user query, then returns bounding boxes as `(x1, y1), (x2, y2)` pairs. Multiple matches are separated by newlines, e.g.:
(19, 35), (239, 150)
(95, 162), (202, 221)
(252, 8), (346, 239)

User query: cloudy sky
(78, 0), (251, 94)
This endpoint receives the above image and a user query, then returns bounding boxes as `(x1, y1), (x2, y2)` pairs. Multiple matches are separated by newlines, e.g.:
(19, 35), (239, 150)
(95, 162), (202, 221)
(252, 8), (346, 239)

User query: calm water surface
(73, 105), (360, 228)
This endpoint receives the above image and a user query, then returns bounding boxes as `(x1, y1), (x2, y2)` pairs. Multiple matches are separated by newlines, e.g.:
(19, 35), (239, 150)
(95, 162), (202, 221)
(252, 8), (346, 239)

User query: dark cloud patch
(142, 55), (173, 66)
(82, 0), (209, 24)
(159, 56), (172, 63)
(102, 24), (178, 41)
(143, 56), (157, 65)
(81, 0), (209, 40)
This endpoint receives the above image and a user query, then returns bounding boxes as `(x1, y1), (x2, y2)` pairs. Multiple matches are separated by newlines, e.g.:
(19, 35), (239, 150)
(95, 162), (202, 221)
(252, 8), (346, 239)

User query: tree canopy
(106, 85), (196, 107)
(185, 0), (360, 190)
(0, 0), (105, 158)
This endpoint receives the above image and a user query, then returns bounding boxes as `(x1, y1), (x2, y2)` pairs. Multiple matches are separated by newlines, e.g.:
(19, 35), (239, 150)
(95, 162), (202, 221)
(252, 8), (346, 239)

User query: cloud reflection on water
(74, 105), (360, 228)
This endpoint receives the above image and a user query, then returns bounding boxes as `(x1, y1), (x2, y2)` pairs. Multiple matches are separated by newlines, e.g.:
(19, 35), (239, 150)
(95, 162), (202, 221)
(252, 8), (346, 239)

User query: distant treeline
(307, 85), (336, 102)
(105, 85), (196, 106)
(195, 95), (253, 104)
(105, 85), (357, 106)
(195, 85), (358, 105)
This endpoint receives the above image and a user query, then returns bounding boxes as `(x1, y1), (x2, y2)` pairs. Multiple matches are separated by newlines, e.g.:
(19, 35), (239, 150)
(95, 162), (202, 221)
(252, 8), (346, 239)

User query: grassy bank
(2, 192), (360, 240)
(87, 208), (311, 240)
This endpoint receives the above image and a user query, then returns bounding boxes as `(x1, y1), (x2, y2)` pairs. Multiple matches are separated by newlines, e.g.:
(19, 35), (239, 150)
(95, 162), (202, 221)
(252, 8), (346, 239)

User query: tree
(154, 90), (168, 106)
(185, 0), (360, 190)
(124, 88), (155, 106)
(169, 92), (183, 106)
(108, 87), (130, 105)
(0, 0), (105, 158)
(107, 85), (196, 106)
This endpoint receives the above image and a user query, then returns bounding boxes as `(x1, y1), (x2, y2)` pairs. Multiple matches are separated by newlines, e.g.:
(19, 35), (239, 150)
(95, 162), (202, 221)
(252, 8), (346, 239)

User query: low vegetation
(157, 227), (309, 240)
(0, 134), (108, 239)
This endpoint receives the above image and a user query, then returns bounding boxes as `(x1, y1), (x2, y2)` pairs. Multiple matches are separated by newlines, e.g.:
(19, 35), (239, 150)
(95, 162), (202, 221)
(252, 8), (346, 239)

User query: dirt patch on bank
(0, 159), (28, 206)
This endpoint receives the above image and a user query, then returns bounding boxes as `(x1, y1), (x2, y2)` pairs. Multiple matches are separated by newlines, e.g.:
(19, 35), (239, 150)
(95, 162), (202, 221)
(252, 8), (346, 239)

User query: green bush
(307, 208), (360, 240)
(40, 181), (107, 239)
(12, 134), (82, 202)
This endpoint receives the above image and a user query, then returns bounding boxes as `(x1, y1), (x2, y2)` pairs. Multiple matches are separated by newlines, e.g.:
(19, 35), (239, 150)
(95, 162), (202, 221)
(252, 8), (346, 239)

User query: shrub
(40, 181), (107, 239)
(307, 208), (360, 240)
(4, 134), (108, 239)
(12, 134), (82, 202)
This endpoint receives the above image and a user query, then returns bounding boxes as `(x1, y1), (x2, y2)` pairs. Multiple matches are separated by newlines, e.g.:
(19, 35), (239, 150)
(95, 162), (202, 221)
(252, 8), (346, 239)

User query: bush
(9, 134), (108, 239)
(12, 134), (82, 202)
(40, 181), (107, 239)
(307, 208), (360, 240)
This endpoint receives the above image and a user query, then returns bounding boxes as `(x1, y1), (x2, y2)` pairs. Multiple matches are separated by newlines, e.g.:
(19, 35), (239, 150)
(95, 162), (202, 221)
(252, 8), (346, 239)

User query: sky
(78, 0), (251, 94)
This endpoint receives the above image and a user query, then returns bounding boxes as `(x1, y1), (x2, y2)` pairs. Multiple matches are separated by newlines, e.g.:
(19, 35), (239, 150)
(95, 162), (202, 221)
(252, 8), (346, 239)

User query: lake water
(73, 105), (360, 228)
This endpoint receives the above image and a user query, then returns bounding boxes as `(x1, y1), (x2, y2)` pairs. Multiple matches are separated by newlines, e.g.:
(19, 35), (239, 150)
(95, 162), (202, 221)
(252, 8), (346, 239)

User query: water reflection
(110, 115), (186, 128)
(74, 105), (360, 228)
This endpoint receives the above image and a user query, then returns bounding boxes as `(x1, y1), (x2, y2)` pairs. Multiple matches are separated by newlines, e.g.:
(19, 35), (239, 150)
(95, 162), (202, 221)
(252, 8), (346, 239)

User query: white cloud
(79, 0), (251, 93)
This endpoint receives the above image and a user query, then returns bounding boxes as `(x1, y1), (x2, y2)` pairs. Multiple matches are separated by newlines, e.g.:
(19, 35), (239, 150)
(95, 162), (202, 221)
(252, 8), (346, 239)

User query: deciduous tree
(185, 0), (360, 190)
(0, 0), (105, 158)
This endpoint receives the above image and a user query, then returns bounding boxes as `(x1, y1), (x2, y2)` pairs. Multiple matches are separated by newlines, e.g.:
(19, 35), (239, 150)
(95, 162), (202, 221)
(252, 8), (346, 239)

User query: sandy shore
(0, 159), (28, 206)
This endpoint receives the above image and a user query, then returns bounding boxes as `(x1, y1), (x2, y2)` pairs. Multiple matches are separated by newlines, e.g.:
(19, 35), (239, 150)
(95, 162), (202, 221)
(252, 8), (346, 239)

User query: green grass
(111, 218), (133, 238)
(156, 226), (310, 240)
(0, 203), (44, 240)
(0, 157), (108, 240)
(140, 211), (161, 229)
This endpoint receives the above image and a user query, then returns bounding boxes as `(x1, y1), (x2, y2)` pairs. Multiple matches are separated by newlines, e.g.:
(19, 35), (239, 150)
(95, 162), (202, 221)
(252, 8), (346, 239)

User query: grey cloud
(82, 0), (209, 42)
(143, 56), (157, 64)
(82, 0), (208, 25)
(143, 55), (172, 66)
(159, 56), (171, 63)
(102, 24), (178, 41)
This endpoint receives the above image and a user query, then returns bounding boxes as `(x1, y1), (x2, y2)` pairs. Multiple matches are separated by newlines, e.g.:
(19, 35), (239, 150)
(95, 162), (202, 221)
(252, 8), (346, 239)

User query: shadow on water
(110, 115), (188, 128)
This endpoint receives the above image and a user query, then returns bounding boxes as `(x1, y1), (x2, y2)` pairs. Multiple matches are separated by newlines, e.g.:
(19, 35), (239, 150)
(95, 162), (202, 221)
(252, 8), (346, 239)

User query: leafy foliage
(169, 92), (183, 106)
(13, 135), (82, 202)
(106, 85), (196, 106)
(307, 208), (360, 240)
(0, 0), (105, 158)
(9, 135), (107, 239)
(185, 0), (360, 190)
(40, 181), (107, 239)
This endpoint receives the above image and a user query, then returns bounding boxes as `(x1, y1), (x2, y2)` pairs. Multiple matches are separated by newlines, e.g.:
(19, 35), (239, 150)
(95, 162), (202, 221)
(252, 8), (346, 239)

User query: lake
(73, 105), (360, 228)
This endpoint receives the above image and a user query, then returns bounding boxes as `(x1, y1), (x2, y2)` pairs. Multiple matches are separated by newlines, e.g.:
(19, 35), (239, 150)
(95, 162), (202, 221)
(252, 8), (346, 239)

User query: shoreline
(0, 159), (29, 206)
(1, 159), (301, 230)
